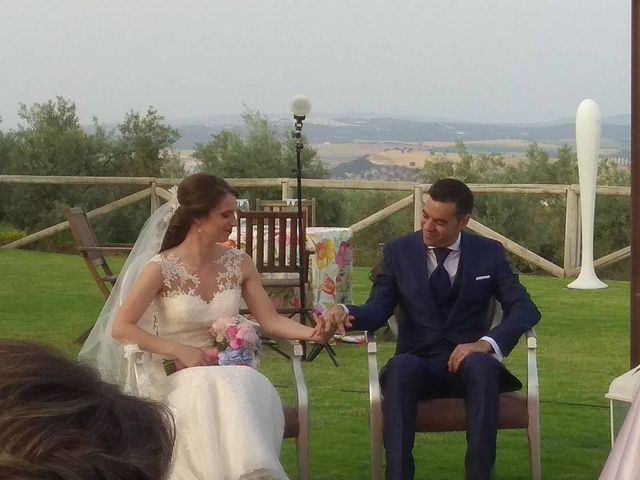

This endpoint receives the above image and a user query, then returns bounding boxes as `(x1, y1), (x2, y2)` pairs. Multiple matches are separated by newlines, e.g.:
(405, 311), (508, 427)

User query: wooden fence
(0, 175), (631, 278)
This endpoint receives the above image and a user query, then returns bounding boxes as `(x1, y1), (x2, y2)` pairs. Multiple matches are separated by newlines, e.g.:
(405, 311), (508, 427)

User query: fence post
(281, 179), (294, 200)
(150, 180), (159, 213)
(413, 185), (424, 231)
(563, 184), (581, 276)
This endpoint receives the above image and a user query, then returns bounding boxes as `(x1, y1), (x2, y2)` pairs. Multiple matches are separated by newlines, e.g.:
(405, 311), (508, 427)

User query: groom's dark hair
(427, 178), (474, 218)
(0, 341), (175, 480)
(161, 173), (239, 252)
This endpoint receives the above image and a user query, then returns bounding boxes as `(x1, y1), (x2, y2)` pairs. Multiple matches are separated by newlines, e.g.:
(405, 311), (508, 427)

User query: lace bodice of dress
(139, 248), (244, 351)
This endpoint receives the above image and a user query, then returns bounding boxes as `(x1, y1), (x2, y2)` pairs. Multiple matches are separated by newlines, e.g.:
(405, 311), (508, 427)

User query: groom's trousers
(380, 349), (502, 480)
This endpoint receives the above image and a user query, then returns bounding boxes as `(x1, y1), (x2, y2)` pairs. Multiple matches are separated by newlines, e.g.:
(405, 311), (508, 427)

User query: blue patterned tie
(430, 247), (452, 301)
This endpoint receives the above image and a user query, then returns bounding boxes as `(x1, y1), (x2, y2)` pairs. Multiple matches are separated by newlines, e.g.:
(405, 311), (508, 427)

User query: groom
(324, 178), (540, 480)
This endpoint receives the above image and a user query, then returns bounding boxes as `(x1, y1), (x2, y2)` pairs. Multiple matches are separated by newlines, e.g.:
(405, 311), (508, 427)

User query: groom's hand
(314, 306), (353, 336)
(447, 340), (492, 373)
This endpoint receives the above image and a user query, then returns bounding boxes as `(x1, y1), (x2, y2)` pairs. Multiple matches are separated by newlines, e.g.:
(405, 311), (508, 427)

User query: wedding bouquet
(162, 316), (262, 375)
(209, 316), (262, 368)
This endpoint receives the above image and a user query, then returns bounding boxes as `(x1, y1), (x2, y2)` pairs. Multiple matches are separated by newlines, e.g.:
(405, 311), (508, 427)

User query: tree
(92, 108), (185, 242)
(594, 158), (631, 278)
(420, 140), (505, 184)
(0, 126), (14, 176)
(0, 97), (109, 236)
(10, 97), (107, 177)
(0, 98), (185, 245)
(418, 140), (578, 272)
(194, 110), (342, 226)
(195, 110), (326, 179)
(342, 189), (414, 266)
(107, 107), (183, 178)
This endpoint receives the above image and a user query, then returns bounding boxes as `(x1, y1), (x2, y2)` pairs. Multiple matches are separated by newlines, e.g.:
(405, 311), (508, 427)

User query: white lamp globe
(290, 95), (312, 118)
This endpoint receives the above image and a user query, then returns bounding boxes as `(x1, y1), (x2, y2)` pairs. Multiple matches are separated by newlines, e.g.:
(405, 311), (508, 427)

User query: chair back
(255, 198), (316, 226)
(67, 207), (106, 267)
(66, 206), (132, 302)
(484, 296), (503, 330)
(66, 207), (116, 300)
(236, 210), (307, 274)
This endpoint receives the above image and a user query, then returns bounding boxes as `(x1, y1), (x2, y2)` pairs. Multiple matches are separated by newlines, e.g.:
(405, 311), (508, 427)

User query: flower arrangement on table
(163, 316), (262, 375)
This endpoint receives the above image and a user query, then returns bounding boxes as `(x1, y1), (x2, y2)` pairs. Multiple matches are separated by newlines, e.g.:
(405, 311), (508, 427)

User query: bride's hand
(309, 324), (333, 344)
(174, 345), (212, 368)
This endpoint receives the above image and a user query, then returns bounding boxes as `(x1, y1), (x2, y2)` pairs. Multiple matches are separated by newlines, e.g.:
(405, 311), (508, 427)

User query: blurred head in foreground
(0, 340), (175, 480)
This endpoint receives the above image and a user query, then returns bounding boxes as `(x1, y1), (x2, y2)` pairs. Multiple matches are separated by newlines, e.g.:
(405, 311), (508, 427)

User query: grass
(0, 248), (631, 479)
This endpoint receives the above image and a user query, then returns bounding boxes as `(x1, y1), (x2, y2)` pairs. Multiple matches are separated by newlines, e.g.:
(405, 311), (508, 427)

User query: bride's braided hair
(0, 341), (175, 480)
(160, 173), (238, 253)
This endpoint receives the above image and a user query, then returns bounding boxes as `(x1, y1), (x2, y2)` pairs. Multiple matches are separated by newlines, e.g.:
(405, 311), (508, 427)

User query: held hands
(311, 305), (354, 342)
(308, 327), (333, 344)
(447, 340), (492, 373)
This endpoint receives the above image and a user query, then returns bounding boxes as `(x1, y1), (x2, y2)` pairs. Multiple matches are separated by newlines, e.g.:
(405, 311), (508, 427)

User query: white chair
(366, 300), (540, 480)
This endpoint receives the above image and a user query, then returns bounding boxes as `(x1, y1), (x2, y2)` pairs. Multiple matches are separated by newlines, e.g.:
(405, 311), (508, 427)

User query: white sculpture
(568, 99), (607, 289)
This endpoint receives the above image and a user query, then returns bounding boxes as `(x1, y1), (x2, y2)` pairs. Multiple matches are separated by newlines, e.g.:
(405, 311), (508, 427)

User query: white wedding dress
(133, 248), (288, 480)
(600, 386), (640, 479)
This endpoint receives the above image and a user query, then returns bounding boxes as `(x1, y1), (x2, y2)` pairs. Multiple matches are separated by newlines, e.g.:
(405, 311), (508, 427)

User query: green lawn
(0, 249), (630, 479)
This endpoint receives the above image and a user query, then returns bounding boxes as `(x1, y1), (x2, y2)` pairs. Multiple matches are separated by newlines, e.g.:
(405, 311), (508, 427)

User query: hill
(329, 155), (419, 181)
(173, 114), (630, 153)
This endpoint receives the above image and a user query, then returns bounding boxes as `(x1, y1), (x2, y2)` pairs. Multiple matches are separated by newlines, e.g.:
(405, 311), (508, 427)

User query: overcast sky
(0, 0), (632, 128)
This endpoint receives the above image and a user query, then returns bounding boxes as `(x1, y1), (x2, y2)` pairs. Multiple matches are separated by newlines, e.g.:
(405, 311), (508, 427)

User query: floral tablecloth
(224, 227), (353, 314)
(306, 227), (353, 311)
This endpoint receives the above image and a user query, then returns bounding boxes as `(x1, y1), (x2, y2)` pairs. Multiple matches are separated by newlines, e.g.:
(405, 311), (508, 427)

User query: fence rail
(0, 175), (631, 278)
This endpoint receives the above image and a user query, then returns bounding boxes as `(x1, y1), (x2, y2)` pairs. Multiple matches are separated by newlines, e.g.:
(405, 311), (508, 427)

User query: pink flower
(209, 317), (236, 337)
(227, 325), (239, 339)
(237, 324), (259, 346)
(229, 338), (244, 349)
(336, 240), (353, 269)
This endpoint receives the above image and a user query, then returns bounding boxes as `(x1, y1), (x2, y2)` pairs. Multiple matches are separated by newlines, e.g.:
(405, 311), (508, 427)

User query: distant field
(176, 139), (623, 173)
(313, 140), (538, 169)
(313, 139), (624, 171)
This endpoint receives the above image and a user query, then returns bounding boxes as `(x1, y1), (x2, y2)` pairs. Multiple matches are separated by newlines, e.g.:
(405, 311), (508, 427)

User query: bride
(79, 173), (336, 480)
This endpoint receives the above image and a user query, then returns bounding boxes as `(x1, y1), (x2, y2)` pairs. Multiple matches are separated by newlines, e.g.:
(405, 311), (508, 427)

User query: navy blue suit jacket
(347, 231), (540, 359)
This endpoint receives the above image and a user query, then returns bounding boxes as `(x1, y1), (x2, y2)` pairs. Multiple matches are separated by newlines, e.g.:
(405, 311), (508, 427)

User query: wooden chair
(236, 210), (339, 366)
(255, 198), (317, 227)
(235, 210), (311, 315)
(365, 300), (541, 480)
(66, 207), (132, 299)
(128, 341), (309, 480)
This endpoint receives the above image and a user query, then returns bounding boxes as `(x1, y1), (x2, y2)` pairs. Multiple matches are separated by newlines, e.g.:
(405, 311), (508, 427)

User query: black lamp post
(290, 96), (338, 366)
(290, 95), (311, 332)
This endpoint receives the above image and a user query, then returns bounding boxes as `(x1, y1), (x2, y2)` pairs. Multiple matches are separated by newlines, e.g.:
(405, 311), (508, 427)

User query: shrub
(0, 230), (26, 246)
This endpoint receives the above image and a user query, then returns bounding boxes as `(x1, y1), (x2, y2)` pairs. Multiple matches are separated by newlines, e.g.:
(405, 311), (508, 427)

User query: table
(306, 227), (353, 310)
(224, 226), (353, 313)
